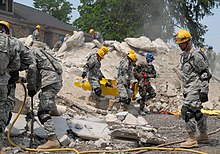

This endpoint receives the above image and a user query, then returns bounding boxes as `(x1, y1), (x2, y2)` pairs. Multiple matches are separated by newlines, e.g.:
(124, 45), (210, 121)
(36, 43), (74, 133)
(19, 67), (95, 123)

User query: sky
(14, 0), (220, 53)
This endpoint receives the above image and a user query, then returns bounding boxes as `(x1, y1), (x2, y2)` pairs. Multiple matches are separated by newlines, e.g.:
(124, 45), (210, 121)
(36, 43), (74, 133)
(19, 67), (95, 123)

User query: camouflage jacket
(133, 61), (156, 87)
(117, 58), (134, 85)
(180, 47), (210, 101)
(94, 32), (104, 43)
(27, 48), (62, 91)
(32, 29), (40, 41)
(83, 53), (104, 81)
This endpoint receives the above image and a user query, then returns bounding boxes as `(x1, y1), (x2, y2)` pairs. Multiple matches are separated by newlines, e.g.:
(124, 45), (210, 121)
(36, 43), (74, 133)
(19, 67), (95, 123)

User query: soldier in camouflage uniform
(82, 47), (108, 101)
(53, 36), (64, 52)
(133, 52), (156, 115)
(32, 25), (41, 41)
(205, 45), (216, 73)
(89, 28), (104, 44)
(116, 52), (137, 112)
(27, 47), (63, 149)
(0, 21), (21, 151)
(175, 29), (211, 148)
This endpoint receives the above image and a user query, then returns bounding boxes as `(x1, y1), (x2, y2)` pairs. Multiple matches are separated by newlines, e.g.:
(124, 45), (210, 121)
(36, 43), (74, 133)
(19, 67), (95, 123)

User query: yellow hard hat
(97, 49), (105, 59)
(89, 28), (94, 33)
(128, 49), (135, 54)
(73, 30), (77, 34)
(101, 46), (108, 55)
(36, 25), (41, 29)
(65, 34), (69, 37)
(128, 53), (137, 62)
(0, 20), (10, 33)
(175, 29), (192, 44)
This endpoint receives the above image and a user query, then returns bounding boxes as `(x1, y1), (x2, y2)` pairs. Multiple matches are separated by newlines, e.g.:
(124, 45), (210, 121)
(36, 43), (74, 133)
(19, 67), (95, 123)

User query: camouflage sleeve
(19, 42), (33, 71)
(150, 65), (157, 78)
(27, 50), (38, 90)
(8, 38), (21, 72)
(133, 65), (142, 80)
(83, 55), (96, 72)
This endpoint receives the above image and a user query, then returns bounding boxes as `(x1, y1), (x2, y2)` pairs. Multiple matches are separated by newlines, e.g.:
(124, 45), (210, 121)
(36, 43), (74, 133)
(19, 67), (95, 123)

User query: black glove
(105, 81), (112, 87)
(199, 92), (208, 103)
(99, 75), (105, 80)
(81, 71), (87, 79)
(28, 90), (36, 97)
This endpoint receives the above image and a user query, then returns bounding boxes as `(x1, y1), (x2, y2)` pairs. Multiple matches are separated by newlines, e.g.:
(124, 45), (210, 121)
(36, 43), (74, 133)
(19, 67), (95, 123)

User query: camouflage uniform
(32, 29), (40, 41)
(83, 53), (104, 97)
(205, 49), (216, 73)
(180, 48), (210, 135)
(8, 37), (32, 111)
(133, 61), (156, 111)
(94, 31), (104, 44)
(53, 40), (63, 52)
(0, 33), (20, 143)
(116, 58), (134, 107)
(27, 48), (62, 136)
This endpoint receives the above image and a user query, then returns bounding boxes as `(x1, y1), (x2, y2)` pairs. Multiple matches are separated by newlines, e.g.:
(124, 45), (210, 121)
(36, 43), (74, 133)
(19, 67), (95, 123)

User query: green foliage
(73, 0), (219, 46)
(33, 0), (73, 23)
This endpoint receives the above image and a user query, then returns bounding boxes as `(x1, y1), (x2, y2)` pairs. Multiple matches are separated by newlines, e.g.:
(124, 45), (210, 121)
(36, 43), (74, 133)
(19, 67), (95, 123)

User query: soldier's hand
(28, 90), (36, 97)
(199, 92), (208, 103)
(81, 71), (87, 79)
(105, 81), (112, 87)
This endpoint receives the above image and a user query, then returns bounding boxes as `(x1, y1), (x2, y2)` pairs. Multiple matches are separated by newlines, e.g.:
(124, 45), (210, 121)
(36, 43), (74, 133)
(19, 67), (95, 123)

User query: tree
(33, 0), (73, 23)
(73, 0), (219, 46)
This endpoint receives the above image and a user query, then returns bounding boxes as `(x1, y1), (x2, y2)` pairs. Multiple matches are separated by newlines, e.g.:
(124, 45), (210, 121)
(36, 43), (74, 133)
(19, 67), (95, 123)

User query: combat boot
(180, 134), (198, 148)
(107, 99), (115, 111)
(197, 132), (209, 144)
(37, 135), (60, 149)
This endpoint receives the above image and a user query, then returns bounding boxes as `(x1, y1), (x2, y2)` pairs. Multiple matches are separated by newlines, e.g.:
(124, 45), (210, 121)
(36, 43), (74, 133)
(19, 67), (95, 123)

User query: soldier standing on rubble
(175, 29), (211, 148)
(116, 51), (137, 112)
(27, 47), (63, 149)
(53, 36), (64, 52)
(32, 25), (41, 41)
(81, 47), (108, 102)
(133, 52), (156, 115)
(205, 45), (216, 73)
(0, 21), (21, 152)
(89, 28), (104, 44)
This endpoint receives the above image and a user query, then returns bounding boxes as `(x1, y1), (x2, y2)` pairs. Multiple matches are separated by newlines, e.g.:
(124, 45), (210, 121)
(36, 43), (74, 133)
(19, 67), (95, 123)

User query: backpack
(39, 49), (63, 75)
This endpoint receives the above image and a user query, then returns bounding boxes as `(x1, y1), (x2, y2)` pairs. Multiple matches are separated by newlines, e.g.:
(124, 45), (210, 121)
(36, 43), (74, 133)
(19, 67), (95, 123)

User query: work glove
(28, 90), (36, 97)
(199, 92), (208, 103)
(99, 75), (105, 81)
(105, 81), (112, 87)
(81, 71), (87, 79)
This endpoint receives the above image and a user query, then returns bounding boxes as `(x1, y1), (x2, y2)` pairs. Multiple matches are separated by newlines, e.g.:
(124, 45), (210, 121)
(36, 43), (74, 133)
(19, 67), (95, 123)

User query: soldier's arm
(150, 65), (157, 78)
(27, 50), (38, 91)
(83, 55), (96, 72)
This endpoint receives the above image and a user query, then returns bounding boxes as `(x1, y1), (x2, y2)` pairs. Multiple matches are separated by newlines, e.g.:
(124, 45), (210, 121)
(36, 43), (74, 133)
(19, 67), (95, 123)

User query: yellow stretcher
(74, 77), (138, 99)
(167, 109), (220, 117)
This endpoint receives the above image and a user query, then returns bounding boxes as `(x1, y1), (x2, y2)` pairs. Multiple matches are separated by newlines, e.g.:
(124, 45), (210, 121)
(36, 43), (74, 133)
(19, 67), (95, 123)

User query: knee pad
(94, 87), (102, 96)
(6, 112), (12, 126)
(37, 110), (52, 125)
(181, 106), (194, 122)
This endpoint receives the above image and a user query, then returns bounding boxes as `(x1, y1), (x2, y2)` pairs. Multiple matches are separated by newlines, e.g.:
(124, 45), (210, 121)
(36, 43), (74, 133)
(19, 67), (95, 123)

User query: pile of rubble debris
(5, 31), (219, 153)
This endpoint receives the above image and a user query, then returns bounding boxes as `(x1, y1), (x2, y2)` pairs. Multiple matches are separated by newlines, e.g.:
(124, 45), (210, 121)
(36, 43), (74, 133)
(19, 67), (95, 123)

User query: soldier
(0, 20), (21, 152)
(116, 52), (137, 112)
(32, 25), (41, 41)
(53, 36), (64, 52)
(205, 45), (216, 73)
(82, 47), (108, 101)
(89, 28), (104, 44)
(175, 29), (211, 148)
(27, 47), (63, 149)
(133, 52), (156, 115)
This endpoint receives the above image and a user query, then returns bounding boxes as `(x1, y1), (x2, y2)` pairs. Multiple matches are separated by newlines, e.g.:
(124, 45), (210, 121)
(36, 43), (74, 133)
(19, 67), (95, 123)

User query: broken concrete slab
(123, 113), (137, 125)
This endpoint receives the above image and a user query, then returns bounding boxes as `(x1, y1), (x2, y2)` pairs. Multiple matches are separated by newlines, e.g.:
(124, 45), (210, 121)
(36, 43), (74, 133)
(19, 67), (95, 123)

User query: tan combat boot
(37, 135), (60, 149)
(107, 99), (115, 111)
(180, 134), (198, 148)
(197, 132), (209, 144)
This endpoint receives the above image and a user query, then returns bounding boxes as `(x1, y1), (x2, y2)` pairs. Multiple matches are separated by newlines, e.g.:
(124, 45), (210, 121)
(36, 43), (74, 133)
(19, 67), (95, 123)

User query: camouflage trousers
(0, 85), (10, 139)
(88, 78), (101, 96)
(117, 83), (130, 102)
(38, 82), (62, 136)
(181, 100), (207, 135)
